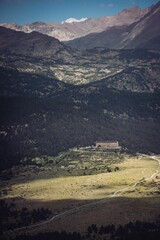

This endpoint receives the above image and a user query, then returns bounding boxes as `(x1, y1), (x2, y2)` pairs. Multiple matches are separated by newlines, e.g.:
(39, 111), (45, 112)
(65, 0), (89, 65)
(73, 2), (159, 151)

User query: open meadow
(0, 151), (160, 236)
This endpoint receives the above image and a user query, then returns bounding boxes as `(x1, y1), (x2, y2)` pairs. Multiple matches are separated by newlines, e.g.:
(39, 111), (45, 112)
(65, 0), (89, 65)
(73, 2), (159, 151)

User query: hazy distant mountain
(65, 1), (160, 49)
(0, 6), (148, 41)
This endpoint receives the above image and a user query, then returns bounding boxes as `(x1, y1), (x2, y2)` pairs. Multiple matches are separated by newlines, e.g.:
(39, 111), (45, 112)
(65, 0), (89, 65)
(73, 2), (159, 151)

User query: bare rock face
(65, 2), (160, 50)
(119, 1), (160, 49)
(0, 6), (148, 41)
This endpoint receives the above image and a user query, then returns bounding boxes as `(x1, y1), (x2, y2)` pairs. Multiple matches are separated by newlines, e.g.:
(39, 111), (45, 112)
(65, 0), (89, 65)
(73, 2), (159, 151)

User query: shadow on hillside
(1, 194), (160, 237)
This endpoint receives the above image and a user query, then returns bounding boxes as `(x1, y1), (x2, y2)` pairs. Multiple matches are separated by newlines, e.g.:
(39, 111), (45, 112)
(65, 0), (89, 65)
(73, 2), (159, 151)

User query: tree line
(1, 214), (160, 240)
(0, 200), (52, 235)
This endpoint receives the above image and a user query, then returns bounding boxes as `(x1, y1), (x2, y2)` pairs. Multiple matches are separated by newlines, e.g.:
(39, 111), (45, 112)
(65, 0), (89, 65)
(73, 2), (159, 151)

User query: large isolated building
(95, 141), (121, 151)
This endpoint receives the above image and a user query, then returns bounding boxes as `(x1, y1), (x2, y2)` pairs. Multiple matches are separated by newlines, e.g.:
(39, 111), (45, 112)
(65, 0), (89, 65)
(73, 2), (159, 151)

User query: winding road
(6, 155), (160, 234)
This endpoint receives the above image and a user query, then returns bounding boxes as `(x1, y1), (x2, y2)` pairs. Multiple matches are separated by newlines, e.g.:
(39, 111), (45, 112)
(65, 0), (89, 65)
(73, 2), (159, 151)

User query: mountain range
(1, 2), (159, 50)
(0, 26), (160, 92)
(0, 6), (149, 41)
(65, 1), (160, 49)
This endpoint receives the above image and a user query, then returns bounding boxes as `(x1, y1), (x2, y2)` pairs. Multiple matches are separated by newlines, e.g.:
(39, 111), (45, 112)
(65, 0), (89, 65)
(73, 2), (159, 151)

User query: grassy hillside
(0, 152), (160, 237)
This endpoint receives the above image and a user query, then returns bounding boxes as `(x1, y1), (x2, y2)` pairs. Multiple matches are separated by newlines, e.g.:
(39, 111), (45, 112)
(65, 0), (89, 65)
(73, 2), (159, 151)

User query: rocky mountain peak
(65, 1), (160, 50)
(0, 5), (149, 41)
